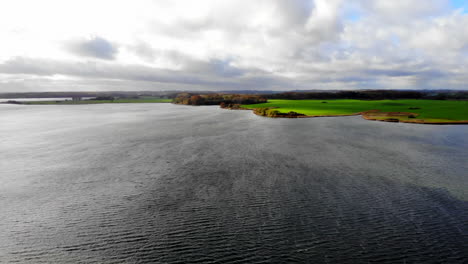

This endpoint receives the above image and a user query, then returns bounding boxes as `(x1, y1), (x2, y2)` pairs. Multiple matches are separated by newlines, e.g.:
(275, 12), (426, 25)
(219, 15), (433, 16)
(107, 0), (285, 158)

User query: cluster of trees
(423, 91), (468, 100)
(3, 90), (467, 102)
(90, 96), (115, 101)
(266, 90), (423, 100)
(254, 108), (304, 118)
(172, 93), (267, 105)
(265, 90), (468, 100)
(220, 103), (244, 109)
(5, 100), (22, 104)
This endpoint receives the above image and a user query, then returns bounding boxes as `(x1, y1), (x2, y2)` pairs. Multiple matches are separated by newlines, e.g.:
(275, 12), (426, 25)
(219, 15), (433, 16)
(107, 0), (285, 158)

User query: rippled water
(1, 104), (467, 263)
(0, 98), (73, 103)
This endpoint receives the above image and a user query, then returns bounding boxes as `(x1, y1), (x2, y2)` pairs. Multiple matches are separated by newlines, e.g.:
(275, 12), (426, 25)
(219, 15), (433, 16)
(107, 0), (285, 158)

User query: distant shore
(1, 98), (172, 105)
(3, 95), (467, 125)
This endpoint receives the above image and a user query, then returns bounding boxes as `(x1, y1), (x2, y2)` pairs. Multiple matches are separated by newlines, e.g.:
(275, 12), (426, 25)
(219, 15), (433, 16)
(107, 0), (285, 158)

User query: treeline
(3, 90), (467, 101)
(265, 90), (468, 100)
(173, 93), (267, 105)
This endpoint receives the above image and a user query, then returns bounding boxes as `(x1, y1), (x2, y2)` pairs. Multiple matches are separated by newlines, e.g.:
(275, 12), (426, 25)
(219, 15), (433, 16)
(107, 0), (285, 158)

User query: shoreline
(4, 100), (468, 125)
(243, 107), (468, 125)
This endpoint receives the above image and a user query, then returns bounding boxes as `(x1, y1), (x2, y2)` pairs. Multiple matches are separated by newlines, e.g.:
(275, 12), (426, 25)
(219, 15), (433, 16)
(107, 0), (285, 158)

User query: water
(0, 98), (73, 103)
(0, 97), (96, 103)
(1, 103), (467, 263)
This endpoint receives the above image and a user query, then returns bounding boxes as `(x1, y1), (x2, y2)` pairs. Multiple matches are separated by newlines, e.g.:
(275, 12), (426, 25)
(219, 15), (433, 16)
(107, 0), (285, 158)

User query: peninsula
(172, 90), (468, 125)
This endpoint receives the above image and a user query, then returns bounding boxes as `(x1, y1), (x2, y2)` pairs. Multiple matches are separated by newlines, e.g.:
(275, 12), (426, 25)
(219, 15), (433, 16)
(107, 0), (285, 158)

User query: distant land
(2, 90), (468, 124)
(0, 91), (179, 99)
(1, 89), (468, 100)
(8, 97), (171, 105)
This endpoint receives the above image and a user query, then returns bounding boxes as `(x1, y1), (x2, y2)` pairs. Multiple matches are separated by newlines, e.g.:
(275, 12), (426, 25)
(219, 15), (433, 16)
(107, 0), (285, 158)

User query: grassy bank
(21, 98), (172, 105)
(242, 99), (468, 123)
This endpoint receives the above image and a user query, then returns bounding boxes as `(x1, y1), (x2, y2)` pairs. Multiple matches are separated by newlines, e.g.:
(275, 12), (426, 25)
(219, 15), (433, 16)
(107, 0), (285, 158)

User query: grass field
(242, 99), (468, 123)
(23, 98), (172, 105)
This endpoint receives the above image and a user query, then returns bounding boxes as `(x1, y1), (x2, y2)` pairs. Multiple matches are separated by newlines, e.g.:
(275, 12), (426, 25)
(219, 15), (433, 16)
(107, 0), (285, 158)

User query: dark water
(1, 104), (467, 263)
(0, 98), (74, 103)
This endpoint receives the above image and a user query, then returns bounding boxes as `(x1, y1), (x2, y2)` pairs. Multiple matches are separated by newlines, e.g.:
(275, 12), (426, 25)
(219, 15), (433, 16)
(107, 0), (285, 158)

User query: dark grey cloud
(365, 68), (447, 79)
(0, 55), (461, 92)
(184, 58), (245, 78)
(131, 47), (247, 78)
(365, 69), (419, 77)
(209, 59), (244, 77)
(273, 0), (315, 27)
(0, 57), (289, 91)
(66, 37), (118, 60)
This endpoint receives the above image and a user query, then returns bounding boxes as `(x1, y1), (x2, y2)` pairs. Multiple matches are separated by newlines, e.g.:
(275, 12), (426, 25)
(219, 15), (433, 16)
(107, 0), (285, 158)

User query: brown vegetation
(253, 107), (305, 118)
(219, 103), (248, 110)
(360, 110), (468, 124)
(172, 93), (267, 106)
(251, 108), (468, 124)
(361, 110), (418, 123)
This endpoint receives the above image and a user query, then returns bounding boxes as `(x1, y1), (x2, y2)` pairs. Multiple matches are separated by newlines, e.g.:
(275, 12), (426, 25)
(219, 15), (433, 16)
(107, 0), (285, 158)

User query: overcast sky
(1, 0), (467, 92)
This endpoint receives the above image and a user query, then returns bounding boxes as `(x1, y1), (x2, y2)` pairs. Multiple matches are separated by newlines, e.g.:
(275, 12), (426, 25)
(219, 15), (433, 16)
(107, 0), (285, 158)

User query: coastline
(242, 106), (468, 125)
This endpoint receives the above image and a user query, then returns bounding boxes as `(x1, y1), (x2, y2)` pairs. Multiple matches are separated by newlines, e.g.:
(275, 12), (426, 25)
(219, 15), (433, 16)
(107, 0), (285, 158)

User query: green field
(242, 99), (468, 123)
(23, 98), (172, 105)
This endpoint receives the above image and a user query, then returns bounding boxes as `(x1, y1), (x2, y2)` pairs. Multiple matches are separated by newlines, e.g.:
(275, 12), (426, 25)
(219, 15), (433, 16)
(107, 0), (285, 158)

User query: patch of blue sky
(451, 0), (468, 13)
(346, 12), (362, 21)
(342, 2), (364, 22)
(390, 35), (400, 46)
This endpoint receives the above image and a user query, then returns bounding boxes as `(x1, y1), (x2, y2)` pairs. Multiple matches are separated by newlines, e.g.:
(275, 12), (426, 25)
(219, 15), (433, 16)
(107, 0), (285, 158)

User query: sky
(0, 0), (467, 92)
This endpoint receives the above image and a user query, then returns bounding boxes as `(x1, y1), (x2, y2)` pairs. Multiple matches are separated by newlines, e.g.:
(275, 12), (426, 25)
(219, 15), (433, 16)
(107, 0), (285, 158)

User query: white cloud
(0, 0), (467, 92)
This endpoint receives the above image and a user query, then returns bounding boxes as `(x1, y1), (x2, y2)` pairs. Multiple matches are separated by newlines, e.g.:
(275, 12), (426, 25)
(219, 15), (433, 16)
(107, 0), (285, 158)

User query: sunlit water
(1, 104), (467, 263)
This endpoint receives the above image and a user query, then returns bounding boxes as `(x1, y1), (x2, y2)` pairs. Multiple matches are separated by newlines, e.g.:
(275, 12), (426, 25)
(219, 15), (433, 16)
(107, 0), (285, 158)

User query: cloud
(0, 57), (289, 91)
(132, 42), (157, 62)
(0, 0), (467, 92)
(66, 36), (118, 60)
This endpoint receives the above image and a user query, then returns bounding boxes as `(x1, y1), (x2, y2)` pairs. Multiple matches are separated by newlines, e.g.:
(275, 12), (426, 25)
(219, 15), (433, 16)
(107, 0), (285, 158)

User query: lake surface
(0, 97), (96, 103)
(1, 104), (467, 263)
(0, 98), (73, 103)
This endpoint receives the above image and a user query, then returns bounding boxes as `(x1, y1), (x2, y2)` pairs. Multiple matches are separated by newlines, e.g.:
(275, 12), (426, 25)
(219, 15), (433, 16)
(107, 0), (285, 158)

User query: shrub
(267, 110), (280, 117)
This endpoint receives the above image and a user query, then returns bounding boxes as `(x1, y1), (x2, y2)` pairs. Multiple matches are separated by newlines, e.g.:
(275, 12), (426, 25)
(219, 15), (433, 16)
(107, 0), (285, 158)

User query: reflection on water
(1, 104), (467, 263)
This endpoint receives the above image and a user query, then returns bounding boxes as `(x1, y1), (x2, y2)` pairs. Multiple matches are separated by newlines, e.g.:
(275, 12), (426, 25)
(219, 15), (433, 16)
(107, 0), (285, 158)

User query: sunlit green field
(24, 98), (172, 105)
(242, 99), (468, 122)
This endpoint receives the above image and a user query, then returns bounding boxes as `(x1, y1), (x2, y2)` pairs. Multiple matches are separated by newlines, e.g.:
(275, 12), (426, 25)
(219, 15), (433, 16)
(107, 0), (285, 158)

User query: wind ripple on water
(0, 104), (467, 263)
